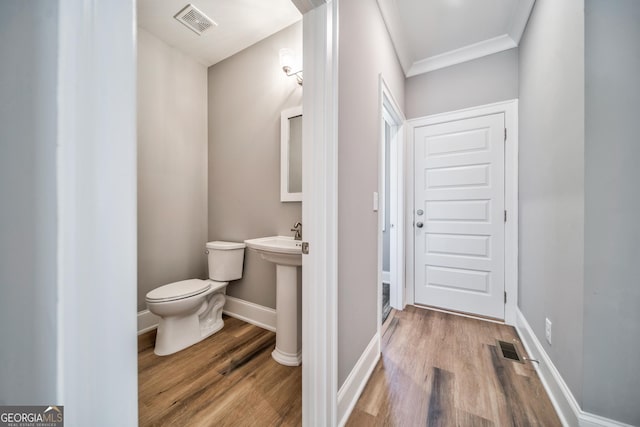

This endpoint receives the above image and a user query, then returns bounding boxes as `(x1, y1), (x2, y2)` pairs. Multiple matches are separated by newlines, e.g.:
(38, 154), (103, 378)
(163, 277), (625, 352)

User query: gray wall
(405, 48), (519, 119)
(338, 0), (405, 387)
(583, 1), (640, 423)
(137, 28), (209, 311)
(208, 22), (302, 309)
(518, 0), (585, 404)
(0, 1), (58, 405)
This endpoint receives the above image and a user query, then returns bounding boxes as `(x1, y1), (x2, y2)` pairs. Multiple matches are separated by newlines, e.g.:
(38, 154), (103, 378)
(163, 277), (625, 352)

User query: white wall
(405, 48), (519, 119)
(137, 28), (209, 311)
(338, 0), (405, 387)
(583, 1), (640, 424)
(0, 0), (59, 405)
(208, 22), (302, 309)
(518, 0), (585, 404)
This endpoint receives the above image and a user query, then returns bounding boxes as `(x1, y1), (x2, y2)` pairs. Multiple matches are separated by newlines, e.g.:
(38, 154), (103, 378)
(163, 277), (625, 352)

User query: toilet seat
(146, 279), (211, 302)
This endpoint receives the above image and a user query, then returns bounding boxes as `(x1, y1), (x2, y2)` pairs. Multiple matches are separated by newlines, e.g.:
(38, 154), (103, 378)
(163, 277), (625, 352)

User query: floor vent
(496, 339), (524, 363)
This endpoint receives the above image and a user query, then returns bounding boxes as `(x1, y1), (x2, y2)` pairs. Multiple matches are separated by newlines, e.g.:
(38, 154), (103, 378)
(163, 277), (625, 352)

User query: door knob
(416, 222), (424, 228)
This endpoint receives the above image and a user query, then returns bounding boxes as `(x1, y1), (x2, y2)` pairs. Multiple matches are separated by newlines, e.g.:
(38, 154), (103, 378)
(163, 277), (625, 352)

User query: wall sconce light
(279, 48), (303, 86)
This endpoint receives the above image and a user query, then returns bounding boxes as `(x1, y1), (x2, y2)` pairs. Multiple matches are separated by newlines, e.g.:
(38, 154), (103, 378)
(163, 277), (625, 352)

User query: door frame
(405, 100), (519, 325)
(57, 0), (138, 423)
(301, 1), (339, 425)
(377, 76), (406, 329)
(56, 0), (339, 425)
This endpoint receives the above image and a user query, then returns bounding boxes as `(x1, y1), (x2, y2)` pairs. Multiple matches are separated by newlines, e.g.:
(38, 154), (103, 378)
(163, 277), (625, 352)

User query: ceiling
(137, 0), (302, 67)
(137, 0), (535, 76)
(377, 0), (535, 77)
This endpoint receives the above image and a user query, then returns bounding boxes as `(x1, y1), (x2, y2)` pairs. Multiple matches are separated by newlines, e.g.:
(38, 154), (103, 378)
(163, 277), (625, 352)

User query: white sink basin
(244, 235), (303, 366)
(244, 236), (302, 266)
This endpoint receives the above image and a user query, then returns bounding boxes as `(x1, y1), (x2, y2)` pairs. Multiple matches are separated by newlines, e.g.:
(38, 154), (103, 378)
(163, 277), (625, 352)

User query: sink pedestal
(272, 264), (301, 366)
(243, 236), (303, 367)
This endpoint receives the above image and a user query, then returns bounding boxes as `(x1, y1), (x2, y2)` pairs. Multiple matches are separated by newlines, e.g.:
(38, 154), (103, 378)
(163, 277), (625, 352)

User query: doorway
(413, 113), (505, 319)
(379, 77), (405, 327)
(406, 100), (519, 324)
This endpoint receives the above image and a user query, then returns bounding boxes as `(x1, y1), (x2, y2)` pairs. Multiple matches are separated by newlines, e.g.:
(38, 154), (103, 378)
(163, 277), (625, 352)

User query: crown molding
(407, 34), (517, 77)
(376, 0), (413, 75)
(379, 0), (535, 78)
(290, 0), (328, 15)
(508, 0), (536, 44)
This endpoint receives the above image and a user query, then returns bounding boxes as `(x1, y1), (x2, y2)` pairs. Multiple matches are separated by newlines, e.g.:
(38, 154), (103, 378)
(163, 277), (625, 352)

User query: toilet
(146, 241), (245, 356)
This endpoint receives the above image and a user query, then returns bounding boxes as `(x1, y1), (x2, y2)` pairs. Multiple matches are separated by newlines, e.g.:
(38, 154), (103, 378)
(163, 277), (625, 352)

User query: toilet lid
(146, 279), (211, 302)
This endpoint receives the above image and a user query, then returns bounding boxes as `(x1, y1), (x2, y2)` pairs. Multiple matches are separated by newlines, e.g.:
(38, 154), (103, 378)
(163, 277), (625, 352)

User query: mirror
(281, 106), (302, 202)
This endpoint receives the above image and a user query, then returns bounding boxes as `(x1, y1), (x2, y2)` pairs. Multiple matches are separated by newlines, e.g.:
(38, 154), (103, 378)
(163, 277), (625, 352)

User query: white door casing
(301, 1), (339, 426)
(414, 113), (506, 319)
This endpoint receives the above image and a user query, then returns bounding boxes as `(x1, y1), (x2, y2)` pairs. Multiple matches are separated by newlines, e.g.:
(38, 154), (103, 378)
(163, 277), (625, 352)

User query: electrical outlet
(545, 318), (552, 345)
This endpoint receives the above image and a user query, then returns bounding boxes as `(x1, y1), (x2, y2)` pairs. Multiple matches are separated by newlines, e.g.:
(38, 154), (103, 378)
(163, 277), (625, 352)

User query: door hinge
(504, 291), (507, 304)
(504, 210), (507, 222)
(301, 241), (309, 254)
(504, 128), (507, 142)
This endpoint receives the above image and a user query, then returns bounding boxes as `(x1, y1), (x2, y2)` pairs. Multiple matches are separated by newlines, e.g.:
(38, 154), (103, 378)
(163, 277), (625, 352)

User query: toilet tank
(206, 241), (246, 281)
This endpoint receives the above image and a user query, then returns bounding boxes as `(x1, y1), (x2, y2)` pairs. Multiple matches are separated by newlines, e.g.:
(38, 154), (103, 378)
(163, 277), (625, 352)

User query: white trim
(404, 121), (415, 308)
(508, 0), (536, 44)
(580, 413), (635, 427)
(301, 1), (339, 425)
(407, 34), (517, 77)
(291, 0), (328, 15)
(337, 334), (380, 427)
(281, 105), (303, 202)
(223, 295), (277, 332)
(378, 0), (534, 77)
(379, 76), (406, 313)
(137, 296), (277, 335)
(516, 310), (634, 427)
(406, 100), (519, 325)
(375, 0), (413, 75)
(137, 310), (160, 335)
(516, 309), (579, 426)
(57, 0), (138, 424)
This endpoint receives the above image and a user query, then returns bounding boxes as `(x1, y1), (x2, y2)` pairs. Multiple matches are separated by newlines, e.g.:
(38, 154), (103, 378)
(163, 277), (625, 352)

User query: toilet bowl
(146, 241), (245, 356)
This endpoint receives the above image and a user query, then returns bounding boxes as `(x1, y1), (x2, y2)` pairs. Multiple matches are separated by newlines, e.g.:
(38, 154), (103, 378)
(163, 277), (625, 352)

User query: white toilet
(145, 241), (245, 356)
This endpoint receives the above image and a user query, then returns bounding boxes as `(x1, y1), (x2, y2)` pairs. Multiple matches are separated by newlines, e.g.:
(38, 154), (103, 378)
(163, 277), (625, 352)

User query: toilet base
(152, 289), (227, 356)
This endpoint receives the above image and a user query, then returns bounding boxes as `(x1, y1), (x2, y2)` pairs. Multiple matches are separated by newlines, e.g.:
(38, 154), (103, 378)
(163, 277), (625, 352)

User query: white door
(414, 113), (505, 319)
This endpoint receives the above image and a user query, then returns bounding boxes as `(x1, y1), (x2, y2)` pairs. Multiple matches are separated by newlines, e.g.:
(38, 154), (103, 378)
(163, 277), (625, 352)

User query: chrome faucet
(291, 222), (302, 240)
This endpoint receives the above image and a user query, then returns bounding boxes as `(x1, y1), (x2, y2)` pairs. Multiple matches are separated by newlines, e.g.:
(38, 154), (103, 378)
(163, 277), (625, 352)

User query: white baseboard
(382, 270), (390, 284)
(516, 309), (633, 427)
(223, 295), (276, 332)
(137, 309), (159, 335)
(137, 296), (276, 335)
(337, 334), (380, 427)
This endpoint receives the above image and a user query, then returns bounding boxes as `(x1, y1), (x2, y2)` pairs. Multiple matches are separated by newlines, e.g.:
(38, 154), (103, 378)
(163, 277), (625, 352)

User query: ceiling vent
(174, 4), (217, 36)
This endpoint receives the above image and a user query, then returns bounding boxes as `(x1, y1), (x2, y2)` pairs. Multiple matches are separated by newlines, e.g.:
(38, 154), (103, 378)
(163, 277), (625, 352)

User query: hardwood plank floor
(138, 315), (301, 427)
(346, 306), (561, 427)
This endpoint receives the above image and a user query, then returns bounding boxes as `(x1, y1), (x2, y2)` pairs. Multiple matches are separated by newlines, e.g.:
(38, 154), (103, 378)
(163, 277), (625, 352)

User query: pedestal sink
(244, 236), (302, 366)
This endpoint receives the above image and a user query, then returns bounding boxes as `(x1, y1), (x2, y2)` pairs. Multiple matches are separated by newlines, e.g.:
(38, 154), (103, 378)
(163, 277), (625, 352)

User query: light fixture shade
(279, 48), (295, 71)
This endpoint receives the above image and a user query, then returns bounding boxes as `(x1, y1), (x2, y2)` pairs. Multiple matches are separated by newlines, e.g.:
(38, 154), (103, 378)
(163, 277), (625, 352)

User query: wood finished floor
(346, 306), (561, 427)
(138, 315), (301, 427)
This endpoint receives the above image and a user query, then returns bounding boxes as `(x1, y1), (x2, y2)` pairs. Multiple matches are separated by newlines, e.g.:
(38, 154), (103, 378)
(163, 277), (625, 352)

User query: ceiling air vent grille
(174, 4), (217, 36)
